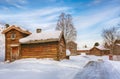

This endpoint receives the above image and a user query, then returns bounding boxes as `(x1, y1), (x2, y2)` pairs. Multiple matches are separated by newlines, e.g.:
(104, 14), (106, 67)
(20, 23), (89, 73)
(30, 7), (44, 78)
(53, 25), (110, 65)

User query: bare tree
(102, 26), (120, 54)
(56, 13), (77, 44)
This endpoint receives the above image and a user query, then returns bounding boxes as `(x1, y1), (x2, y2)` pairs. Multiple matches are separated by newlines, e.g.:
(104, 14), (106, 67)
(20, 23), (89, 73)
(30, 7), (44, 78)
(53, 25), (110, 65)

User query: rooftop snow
(116, 44), (120, 46)
(77, 47), (91, 50)
(96, 46), (110, 50)
(19, 31), (62, 43)
(2, 25), (31, 34)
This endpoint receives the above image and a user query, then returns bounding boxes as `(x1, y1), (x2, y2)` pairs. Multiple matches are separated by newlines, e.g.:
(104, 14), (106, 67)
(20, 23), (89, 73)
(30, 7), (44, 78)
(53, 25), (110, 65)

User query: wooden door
(11, 47), (19, 61)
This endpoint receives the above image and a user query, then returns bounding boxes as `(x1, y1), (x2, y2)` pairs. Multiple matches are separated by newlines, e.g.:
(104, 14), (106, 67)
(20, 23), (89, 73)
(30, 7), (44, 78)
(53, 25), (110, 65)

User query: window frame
(11, 32), (16, 40)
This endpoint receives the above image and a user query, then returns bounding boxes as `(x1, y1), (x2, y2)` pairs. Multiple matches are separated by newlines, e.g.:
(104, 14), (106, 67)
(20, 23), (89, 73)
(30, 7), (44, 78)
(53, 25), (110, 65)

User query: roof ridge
(2, 25), (31, 34)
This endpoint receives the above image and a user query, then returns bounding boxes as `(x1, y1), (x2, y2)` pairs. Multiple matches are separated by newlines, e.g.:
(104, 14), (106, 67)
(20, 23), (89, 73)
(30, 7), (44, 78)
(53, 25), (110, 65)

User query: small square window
(11, 33), (16, 40)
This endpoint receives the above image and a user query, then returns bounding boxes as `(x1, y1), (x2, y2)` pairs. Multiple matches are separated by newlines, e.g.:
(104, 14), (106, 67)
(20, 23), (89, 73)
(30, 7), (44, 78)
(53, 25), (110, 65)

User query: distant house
(113, 40), (120, 55)
(67, 41), (77, 55)
(77, 47), (91, 55)
(2, 25), (66, 61)
(89, 46), (110, 56)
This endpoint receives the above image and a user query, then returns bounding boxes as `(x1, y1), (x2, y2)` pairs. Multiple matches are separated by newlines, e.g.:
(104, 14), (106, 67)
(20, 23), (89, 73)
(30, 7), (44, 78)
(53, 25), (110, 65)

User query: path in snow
(73, 61), (120, 79)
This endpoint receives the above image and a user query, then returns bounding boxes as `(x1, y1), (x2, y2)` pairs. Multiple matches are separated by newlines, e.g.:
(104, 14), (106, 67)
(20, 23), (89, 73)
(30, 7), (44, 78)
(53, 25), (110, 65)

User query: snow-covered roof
(96, 46), (110, 50)
(77, 47), (91, 50)
(66, 49), (71, 56)
(2, 25), (31, 35)
(19, 31), (62, 44)
(116, 44), (120, 46)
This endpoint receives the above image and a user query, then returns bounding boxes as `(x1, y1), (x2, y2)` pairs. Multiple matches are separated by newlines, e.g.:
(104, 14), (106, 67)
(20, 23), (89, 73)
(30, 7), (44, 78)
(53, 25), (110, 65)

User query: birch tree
(56, 13), (77, 44)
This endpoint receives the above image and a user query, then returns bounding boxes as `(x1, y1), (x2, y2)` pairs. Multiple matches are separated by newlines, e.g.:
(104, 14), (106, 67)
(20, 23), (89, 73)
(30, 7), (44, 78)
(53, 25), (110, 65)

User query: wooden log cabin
(2, 25), (66, 61)
(113, 40), (120, 55)
(67, 41), (77, 55)
(89, 46), (110, 56)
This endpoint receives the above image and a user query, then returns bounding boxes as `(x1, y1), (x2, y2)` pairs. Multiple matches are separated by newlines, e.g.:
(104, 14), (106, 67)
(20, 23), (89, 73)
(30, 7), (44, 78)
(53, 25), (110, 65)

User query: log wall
(5, 29), (28, 61)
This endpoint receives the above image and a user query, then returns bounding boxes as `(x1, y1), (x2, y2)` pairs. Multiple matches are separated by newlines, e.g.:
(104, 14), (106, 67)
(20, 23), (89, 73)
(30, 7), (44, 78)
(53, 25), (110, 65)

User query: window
(11, 33), (16, 40)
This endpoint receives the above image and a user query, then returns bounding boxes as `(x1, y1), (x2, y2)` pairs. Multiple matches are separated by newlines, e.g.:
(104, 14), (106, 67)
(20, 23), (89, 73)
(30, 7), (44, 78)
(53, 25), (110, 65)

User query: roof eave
(2, 26), (31, 35)
(20, 39), (59, 44)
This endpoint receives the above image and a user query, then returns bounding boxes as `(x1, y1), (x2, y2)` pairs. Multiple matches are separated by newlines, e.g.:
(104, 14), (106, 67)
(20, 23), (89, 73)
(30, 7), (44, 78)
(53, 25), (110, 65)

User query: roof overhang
(2, 25), (31, 35)
(20, 39), (59, 44)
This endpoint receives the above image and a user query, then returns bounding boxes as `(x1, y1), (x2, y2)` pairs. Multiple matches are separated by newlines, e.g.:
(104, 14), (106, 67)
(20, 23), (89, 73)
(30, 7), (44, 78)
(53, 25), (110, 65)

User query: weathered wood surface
(58, 35), (66, 59)
(21, 42), (58, 59)
(90, 48), (102, 56)
(67, 41), (77, 55)
(21, 35), (66, 60)
(5, 29), (29, 60)
(90, 47), (110, 56)
(4, 27), (66, 61)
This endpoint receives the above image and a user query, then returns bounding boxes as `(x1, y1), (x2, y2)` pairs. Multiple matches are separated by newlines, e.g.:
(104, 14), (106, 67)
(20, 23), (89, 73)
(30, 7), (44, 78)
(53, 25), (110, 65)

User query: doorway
(11, 47), (19, 61)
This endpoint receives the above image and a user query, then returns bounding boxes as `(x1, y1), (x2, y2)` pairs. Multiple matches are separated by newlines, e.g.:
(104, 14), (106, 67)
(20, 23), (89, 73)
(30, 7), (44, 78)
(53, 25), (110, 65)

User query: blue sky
(0, 0), (120, 48)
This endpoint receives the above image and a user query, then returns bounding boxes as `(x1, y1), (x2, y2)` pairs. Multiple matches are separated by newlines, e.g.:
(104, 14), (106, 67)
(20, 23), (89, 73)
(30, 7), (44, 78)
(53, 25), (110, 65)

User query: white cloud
(74, 6), (120, 48)
(45, 0), (57, 2)
(76, 30), (103, 48)
(0, 7), (10, 12)
(102, 17), (120, 28)
(87, 0), (102, 6)
(0, 7), (69, 18)
(74, 6), (120, 30)
(0, 7), (70, 31)
(77, 38), (103, 48)
(5, 0), (28, 9)
(6, 0), (28, 4)
(12, 3), (25, 9)
(93, 0), (101, 4)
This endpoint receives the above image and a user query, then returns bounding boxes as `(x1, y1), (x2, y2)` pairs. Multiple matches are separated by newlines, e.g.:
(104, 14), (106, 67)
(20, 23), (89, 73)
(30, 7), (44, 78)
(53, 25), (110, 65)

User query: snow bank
(96, 46), (110, 50)
(109, 61), (120, 71)
(0, 26), (5, 62)
(0, 53), (110, 79)
(66, 49), (71, 56)
(79, 52), (88, 56)
(0, 55), (92, 79)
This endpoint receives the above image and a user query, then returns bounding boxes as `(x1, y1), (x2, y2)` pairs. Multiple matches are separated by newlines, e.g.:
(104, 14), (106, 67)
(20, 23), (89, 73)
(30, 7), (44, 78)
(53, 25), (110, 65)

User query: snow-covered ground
(0, 55), (109, 79)
(73, 60), (120, 79)
(109, 60), (120, 72)
(0, 25), (5, 62)
(1, 24), (120, 79)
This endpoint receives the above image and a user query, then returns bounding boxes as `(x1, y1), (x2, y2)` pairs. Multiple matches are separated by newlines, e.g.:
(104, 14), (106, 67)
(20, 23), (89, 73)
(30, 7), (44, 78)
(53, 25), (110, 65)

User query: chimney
(5, 24), (10, 28)
(36, 28), (42, 33)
